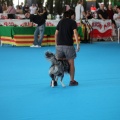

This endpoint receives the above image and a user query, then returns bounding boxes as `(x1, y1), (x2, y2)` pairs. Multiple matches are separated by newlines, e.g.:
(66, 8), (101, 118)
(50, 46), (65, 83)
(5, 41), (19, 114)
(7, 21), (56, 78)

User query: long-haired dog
(45, 51), (70, 87)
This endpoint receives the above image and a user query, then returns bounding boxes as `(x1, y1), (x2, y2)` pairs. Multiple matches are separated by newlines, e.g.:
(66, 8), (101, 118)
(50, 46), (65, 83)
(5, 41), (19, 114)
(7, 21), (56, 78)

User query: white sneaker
(35, 45), (41, 47)
(30, 45), (35, 47)
(30, 45), (41, 47)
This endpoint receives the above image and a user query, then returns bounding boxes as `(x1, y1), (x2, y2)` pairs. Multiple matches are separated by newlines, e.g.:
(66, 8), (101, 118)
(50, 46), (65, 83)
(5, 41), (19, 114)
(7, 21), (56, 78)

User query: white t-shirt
(29, 6), (37, 14)
(75, 4), (84, 21)
(113, 13), (120, 27)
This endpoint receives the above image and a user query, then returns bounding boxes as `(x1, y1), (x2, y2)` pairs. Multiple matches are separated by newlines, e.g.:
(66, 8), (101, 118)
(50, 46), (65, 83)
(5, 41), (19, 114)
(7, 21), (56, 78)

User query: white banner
(87, 19), (112, 33)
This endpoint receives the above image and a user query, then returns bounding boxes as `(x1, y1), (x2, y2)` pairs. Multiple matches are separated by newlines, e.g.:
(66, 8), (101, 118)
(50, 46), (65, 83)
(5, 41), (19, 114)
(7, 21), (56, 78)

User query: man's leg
(34, 27), (39, 45)
(38, 24), (45, 46)
(68, 59), (75, 81)
(68, 58), (78, 86)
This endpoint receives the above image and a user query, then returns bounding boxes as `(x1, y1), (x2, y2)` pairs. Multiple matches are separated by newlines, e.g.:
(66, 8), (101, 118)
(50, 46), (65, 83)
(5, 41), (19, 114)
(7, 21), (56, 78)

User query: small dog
(45, 51), (70, 87)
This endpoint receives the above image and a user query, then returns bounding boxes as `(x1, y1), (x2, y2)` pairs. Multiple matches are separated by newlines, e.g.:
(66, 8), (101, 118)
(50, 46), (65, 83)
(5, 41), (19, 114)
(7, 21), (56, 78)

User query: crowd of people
(74, 0), (120, 41)
(75, 1), (119, 21)
(0, 2), (47, 15)
(0, 1), (120, 23)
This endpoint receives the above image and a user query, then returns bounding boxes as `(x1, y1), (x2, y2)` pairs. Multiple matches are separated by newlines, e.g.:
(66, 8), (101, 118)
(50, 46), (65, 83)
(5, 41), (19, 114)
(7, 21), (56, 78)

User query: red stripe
(1, 39), (14, 42)
(48, 36), (54, 38)
(47, 40), (55, 42)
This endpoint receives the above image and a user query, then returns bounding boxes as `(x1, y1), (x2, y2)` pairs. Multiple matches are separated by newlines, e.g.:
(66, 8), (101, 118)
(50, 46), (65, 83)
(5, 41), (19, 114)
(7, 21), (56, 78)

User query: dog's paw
(51, 80), (55, 88)
(51, 85), (54, 88)
(50, 80), (57, 87)
(60, 81), (65, 87)
(62, 84), (66, 87)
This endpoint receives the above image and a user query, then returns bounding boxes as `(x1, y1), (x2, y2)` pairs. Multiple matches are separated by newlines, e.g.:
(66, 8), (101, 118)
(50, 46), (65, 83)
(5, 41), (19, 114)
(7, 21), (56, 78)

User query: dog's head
(45, 51), (57, 64)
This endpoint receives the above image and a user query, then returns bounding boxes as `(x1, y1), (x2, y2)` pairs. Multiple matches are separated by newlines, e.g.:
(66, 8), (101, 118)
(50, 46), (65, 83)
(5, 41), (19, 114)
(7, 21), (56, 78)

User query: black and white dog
(45, 51), (70, 87)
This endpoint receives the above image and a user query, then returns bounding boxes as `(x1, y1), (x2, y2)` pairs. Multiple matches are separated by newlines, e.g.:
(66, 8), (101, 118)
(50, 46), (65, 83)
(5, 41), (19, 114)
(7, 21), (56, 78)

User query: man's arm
(98, 14), (105, 21)
(55, 30), (59, 46)
(81, 6), (87, 19)
(29, 22), (33, 27)
(73, 29), (80, 52)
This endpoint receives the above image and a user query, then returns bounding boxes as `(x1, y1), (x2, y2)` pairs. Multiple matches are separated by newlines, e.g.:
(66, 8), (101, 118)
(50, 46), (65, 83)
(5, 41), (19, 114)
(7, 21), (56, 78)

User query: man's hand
(76, 44), (80, 52)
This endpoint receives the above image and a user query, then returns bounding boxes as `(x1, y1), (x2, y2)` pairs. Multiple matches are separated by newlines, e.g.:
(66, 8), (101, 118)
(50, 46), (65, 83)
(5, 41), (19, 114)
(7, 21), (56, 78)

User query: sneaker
(30, 45), (41, 47)
(35, 45), (41, 47)
(69, 80), (78, 86)
(30, 45), (35, 47)
(50, 81), (58, 86)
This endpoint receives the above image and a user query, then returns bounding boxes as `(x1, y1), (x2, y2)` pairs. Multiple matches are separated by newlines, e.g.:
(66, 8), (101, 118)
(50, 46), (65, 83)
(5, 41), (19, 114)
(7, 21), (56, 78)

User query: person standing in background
(25, 12), (45, 47)
(29, 3), (37, 14)
(97, 2), (108, 20)
(97, 2), (108, 41)
(2, 3), (7, 13)
(37, 7), (48, 20)
(114, 6), (120, 21)
(75, 0), (86, 21)
(16, 5), (23, 14)
(7, 3), (16, 14)
(107, 4), (114, 20)
(65, 4), (70, 11)
(0, 4), (3, 13)
(23, 3), (29, 14)
(7, 3), (16, 19)
(107, 4), (116, 37)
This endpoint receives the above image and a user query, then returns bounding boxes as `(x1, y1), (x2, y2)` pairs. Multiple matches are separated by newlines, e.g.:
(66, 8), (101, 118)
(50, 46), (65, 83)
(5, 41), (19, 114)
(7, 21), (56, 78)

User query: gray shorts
(56, 46), (76, 60)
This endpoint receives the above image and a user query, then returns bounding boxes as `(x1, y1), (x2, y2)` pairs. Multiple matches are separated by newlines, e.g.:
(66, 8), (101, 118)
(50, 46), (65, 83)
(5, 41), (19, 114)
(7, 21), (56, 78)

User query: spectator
(113, 6), (120, 28)
(7, 3), (16, 14)
(23, 3), (29, 14)
(114, 6), (120, 21)
(37, 7), (48, 20)
(2, 3), (7, 13)
(29, 3), (37, 14)
(65, 4), (70, 11)
(20, 2), (24, 10)
(25, 12), (45, 47)
(86, 10), (93, 19)
(0, 4), (3, 13)
(16, 5), (23, 14)
(7, 3), (16, 19)
(75, 0), (86, 21)
(113, 5), (118, 14)
(107, 4), (116, 36)
(90, 4), (96, 13)
(97, 2), (108, 20)
(97, 2), (108, 41)
(107, 4), (114, 20)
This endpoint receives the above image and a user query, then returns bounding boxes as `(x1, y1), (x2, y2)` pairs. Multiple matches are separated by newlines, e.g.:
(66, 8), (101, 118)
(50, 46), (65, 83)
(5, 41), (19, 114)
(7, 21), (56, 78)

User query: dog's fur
(45, 51), (70, 87)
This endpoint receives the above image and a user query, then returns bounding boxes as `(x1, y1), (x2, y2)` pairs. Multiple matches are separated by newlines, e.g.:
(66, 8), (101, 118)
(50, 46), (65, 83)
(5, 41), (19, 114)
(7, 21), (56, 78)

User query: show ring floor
(0, 41), (120, 120)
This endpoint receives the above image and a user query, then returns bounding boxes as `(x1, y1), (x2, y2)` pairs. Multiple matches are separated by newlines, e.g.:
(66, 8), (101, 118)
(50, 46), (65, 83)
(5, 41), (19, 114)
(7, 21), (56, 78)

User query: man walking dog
(55, 9), (80, 86)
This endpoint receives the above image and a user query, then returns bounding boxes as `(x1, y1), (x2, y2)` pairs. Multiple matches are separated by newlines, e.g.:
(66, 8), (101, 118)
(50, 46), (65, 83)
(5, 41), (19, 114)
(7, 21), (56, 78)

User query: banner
(88, 19), (112, 38)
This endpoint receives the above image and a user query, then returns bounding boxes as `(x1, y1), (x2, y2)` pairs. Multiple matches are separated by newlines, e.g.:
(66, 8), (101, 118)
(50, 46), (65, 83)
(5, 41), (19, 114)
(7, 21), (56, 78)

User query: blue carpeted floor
(0, 42), (120, 120)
